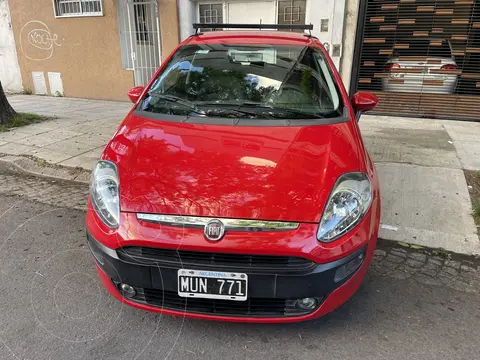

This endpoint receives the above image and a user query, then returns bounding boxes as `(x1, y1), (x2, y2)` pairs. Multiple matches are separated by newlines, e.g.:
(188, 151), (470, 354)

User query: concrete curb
(0, 154), (90, 184)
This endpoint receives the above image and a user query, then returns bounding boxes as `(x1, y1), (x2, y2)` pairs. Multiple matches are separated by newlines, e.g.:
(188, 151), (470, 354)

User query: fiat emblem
(204, 219), (225, 241)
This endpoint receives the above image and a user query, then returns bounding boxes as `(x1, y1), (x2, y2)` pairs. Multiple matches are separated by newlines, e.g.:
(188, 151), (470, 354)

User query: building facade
(0, 0), (22, 92)
(4, 0), (479, 120)
(7, 0), (179, 100)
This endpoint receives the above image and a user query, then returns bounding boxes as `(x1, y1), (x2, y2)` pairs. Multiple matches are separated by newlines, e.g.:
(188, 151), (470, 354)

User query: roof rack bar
(193, 23), (313, 32)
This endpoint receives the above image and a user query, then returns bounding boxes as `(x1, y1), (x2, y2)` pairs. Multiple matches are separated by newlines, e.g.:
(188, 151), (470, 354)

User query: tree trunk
(0, 81), (16, 125)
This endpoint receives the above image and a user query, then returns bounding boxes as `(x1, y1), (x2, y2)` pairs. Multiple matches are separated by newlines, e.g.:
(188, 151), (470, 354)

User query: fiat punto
(86, 24), (380, 323)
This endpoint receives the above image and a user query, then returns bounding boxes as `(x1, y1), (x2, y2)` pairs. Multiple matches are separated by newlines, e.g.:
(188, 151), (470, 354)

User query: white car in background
(382, 38), (458, 94)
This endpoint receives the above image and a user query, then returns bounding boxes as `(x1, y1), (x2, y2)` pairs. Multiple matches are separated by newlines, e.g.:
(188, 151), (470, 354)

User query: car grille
(117, 246), (315, 273)
(138, 289), (316, 317)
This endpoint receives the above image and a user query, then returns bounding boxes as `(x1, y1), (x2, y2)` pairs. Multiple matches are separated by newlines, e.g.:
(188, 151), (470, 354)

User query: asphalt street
(0, 171), (479, 360)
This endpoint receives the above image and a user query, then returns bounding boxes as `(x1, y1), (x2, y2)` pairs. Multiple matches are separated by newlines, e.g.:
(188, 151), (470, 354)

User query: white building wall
(0, 0), (22, 92)
(306, 0), (346, 72)
(178, 0), (196, 41)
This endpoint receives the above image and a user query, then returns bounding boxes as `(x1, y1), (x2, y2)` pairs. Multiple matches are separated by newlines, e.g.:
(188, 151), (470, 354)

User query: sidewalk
(1, 95), (130, 170)
(1, 95), (479, 254)
(360, 115), (480, 255)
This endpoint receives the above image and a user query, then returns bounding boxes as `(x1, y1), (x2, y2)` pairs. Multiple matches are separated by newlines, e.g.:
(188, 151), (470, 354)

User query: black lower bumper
(87, 232), (366, 317)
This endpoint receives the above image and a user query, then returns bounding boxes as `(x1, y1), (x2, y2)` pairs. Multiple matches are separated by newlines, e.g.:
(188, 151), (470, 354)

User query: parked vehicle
(86, 24), (380, 323)
(382, 38), (458, 94)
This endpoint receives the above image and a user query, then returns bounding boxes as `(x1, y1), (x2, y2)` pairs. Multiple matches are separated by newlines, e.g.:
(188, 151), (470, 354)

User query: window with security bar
(198, 3), (224, 32)
(53, 0), (103, 18)
(134, 1), (152, 44)
(278, 0), (307, 32)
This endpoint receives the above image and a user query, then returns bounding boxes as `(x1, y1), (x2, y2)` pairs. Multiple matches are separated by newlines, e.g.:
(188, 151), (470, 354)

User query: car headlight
(317, 172), (372, 242)
(90, 161), (120, 228)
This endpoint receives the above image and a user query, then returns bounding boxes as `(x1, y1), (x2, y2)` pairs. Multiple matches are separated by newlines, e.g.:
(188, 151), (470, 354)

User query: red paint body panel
(127, 86), (145, 103)
(103, 118), (361, 222)
(88, 30), (381, 323)
(352, 92), (379, 112)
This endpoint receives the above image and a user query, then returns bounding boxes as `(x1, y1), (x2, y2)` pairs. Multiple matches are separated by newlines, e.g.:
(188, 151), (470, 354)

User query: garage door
(352, 0), (480, 120)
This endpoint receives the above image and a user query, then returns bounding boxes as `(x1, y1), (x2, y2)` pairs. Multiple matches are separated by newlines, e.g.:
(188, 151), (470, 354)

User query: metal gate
(351, 0), (480, 121)
(117, 0), (161, 86)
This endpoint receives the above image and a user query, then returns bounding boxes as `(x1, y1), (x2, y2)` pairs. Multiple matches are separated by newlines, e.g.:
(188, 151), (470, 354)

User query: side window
(313, 50), (340, 111)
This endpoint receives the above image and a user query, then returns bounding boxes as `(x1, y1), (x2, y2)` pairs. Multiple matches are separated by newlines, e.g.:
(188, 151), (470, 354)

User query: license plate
(177, 269), (248, 301)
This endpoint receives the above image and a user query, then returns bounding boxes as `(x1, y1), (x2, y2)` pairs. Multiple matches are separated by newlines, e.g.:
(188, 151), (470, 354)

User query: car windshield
(139, 44), (343, 120)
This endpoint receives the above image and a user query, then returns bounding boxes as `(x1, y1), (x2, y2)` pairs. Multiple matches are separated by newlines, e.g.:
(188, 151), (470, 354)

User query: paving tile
(64, 123), (110, 135)
(13, 128), (80, 147)
(59, 156), (99, 170)
(377, 163), (480, 255)
(54, 119), (92, 127)
(443, 121), (480, 142)
(0, 130), (32, 142)
(79, 147), (105, 158)
(88, 119), (123, 128)
(44, 139), (99, 157)
(26, 148), (73, 164)
(452, 141), (480, 171)
(0, 142), (38, 155)
(66, 134), (110, 147)
(13, 134), (59, 147)
(21, 121), (60, 131)
(92, 128), (118, 139)
(361, 121), (460, 169)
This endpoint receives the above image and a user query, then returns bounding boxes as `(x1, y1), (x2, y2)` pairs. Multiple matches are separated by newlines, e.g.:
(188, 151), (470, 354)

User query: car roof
(187, 30), (313, 46)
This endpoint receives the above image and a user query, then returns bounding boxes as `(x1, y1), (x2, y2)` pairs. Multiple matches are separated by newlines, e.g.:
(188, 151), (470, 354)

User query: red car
(86, 24), (380, 323)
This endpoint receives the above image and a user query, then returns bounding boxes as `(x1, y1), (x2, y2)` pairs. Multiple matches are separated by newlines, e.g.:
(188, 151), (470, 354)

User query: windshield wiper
(149, 93), (200, 112)
(237, 101), (324, 119)
(196, 102), (259, 117)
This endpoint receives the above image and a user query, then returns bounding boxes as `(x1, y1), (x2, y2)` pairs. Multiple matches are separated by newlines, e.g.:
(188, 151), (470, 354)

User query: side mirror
(351, 92), (378, 121)
(127, 86), (145, 103)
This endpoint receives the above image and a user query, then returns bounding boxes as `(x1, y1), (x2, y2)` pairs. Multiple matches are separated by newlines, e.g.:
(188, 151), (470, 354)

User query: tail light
(440, 64), (457, 70)
(385, 63), (401, 72)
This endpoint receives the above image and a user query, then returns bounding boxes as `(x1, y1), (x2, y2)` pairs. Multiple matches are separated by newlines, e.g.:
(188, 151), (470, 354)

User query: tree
(0, 81), (16, 125)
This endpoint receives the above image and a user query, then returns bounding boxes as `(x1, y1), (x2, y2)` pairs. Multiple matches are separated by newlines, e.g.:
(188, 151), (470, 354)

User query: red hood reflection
(103, 113), (361, 223)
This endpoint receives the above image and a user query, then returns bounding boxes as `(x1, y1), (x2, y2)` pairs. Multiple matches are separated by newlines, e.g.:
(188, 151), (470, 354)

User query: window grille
(53, 0), (103, 18)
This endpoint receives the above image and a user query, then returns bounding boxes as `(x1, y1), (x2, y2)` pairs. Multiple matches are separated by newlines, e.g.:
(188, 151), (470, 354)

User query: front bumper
(88, 231), (368, 319)
(86, 197), (379, 322)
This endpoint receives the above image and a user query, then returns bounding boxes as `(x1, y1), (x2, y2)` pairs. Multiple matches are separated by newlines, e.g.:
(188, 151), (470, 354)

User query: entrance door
(118, 0), (161, 86)
(227, 1), (276, 25)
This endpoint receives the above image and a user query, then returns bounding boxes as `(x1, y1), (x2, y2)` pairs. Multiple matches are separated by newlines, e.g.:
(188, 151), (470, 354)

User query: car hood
(103, 113), (362, 223)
